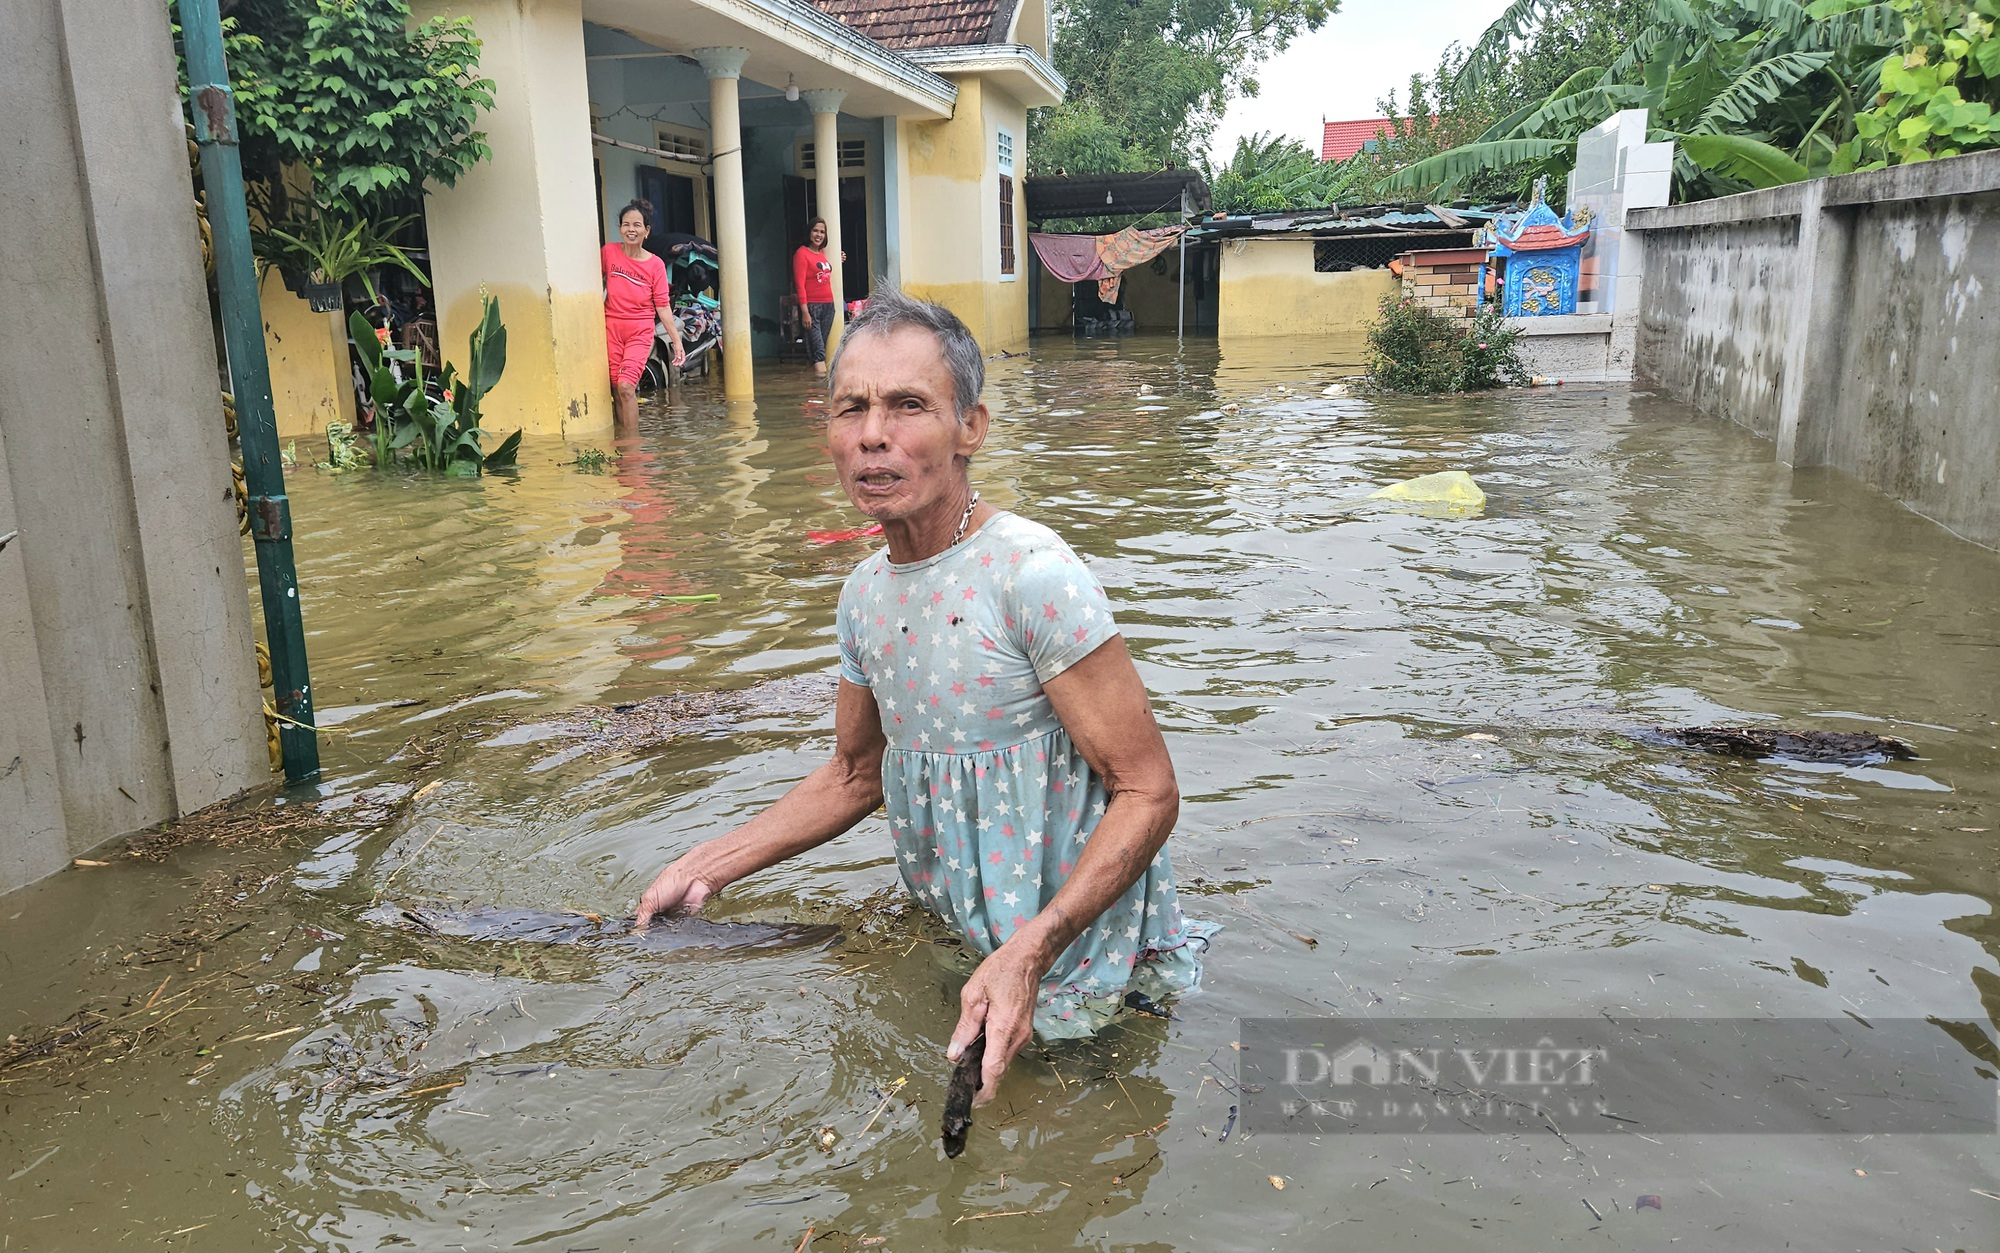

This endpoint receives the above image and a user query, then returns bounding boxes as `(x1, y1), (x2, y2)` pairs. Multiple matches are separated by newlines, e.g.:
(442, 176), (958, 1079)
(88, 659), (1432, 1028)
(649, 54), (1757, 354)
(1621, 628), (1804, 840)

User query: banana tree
(1388, 0), (1902, 199)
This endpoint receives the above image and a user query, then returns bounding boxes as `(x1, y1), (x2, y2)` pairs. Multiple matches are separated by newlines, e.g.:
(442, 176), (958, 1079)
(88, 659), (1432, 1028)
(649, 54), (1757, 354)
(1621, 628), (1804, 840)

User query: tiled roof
(1507, 222), (1589, 249)
(809, 0), (1016, 49)
(1321, 118), (1399, 163)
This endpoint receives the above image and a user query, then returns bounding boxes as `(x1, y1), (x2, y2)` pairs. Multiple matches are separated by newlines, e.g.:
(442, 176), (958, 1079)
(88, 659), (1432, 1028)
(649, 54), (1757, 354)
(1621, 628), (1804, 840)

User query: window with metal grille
(997, 128), (1015, 174)
(652, 125), (707, 163)
(999, 175), (1016, 276)
(1314, 236), (1411, 272)
(799, 137), (867, 176)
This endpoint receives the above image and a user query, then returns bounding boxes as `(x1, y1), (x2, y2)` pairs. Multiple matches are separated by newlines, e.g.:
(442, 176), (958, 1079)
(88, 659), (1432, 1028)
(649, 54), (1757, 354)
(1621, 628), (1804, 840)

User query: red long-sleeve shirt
(793, 245), (834, 305)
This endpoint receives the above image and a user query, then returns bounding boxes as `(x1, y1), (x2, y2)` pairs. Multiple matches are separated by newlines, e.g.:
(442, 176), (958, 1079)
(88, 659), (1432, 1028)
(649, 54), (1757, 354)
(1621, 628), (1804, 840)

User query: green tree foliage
(1203, 3), (1651, 211)
(1390, 0), (1999, 203)
(175, 0), (495, 222)
(1207, 133), (1347, 212)
(1031, 0), (1339, 174)
(1836, 0), (2000, 161)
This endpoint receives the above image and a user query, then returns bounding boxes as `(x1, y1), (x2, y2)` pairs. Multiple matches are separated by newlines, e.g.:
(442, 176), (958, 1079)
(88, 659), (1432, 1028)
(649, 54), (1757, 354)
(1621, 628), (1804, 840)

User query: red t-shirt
(602, 243), (671, 321)
(793, 246), (834, 305)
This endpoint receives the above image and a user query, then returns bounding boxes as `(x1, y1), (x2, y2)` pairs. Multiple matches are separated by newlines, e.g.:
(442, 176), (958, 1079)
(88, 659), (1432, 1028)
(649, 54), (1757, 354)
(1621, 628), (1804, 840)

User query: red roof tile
(1321, 117), (1400, 163)
(809, 0), (1016, 49)
(1507, 221), (1589, 249)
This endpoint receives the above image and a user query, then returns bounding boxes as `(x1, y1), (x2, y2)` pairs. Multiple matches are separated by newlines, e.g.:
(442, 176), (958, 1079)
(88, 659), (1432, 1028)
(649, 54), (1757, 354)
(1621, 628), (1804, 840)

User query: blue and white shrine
(1483, 180), (1592, 316)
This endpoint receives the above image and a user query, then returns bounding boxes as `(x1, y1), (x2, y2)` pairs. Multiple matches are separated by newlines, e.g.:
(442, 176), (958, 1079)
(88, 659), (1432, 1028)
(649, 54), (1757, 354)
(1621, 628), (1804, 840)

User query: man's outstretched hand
(633, 856), (722, 930)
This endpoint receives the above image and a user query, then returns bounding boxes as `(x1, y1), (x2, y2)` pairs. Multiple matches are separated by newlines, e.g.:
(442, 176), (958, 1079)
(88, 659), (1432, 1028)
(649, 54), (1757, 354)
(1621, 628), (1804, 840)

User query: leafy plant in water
(317, 421), (367, 471)
(1366, 297), (1528, 393)
(569, 447), (610, 471)
(1459, 306), (1531, 390)
(349, 294), (520, 475)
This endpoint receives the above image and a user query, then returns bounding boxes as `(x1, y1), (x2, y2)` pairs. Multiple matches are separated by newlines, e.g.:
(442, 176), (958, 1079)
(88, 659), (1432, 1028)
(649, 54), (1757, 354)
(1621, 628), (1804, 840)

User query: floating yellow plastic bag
(1366, 470), (1486, 514)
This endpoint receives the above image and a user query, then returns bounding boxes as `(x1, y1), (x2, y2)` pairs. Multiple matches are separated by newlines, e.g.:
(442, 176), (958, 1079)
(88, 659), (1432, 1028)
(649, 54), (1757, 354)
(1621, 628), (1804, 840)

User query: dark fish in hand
(941, 1033), (986, 1159)
(369, 904), (839, 954)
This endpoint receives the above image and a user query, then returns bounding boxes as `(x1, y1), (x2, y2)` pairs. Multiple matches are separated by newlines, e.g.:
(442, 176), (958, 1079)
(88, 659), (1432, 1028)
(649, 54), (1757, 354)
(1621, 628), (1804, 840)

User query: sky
(1207, 0), (1516, 162)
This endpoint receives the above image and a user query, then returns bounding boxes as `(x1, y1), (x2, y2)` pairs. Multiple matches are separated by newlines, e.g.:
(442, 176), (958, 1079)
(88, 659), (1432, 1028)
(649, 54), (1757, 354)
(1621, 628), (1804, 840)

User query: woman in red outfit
(792, 217), (838, 376)
(602, 200), (685, 427)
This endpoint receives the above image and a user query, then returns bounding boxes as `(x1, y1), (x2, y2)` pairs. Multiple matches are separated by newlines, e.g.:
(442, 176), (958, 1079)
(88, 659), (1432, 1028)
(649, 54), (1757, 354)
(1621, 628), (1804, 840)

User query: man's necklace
(951, 491), (981, 548)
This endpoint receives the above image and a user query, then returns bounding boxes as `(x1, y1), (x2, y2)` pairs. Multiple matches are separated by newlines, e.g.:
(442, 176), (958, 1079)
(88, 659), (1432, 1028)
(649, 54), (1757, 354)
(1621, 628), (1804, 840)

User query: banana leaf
(1675, 132), (1811, 185)
(1383, 139), (1572, 192)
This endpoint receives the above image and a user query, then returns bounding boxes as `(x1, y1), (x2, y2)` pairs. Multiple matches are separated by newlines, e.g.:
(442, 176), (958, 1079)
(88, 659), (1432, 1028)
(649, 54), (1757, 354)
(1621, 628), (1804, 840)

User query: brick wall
(1396, 247), (1488, 321)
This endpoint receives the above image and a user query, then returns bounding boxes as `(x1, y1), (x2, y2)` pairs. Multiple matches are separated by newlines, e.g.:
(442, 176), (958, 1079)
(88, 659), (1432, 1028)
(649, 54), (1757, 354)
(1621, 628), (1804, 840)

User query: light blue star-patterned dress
(836, 511), (1217, 1038)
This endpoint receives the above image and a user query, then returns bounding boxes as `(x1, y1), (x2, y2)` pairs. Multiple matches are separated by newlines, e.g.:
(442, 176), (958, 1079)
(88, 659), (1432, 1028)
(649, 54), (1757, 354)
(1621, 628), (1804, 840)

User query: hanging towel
(1029, 233), (1109, 283)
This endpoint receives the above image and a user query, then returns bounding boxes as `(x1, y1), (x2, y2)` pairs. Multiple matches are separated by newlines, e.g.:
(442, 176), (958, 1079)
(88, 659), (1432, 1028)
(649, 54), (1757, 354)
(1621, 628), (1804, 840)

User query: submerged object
(1655, 726), (1915, 765)
(940, 1033), (986, 1159)
(1368, 470), (1486, 511)
(370, 904), (840, 954)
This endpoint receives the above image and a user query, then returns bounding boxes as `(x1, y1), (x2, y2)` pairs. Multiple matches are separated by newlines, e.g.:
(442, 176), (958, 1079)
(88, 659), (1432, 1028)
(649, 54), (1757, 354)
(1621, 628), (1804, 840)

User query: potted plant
(255, 213), (427, 312)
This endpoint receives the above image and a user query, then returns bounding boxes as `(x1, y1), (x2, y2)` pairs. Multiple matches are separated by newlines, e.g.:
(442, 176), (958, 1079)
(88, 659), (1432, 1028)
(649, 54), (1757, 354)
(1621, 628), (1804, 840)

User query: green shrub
(1365, 298), (1527, 393)
(1459, 306), (1529, 390)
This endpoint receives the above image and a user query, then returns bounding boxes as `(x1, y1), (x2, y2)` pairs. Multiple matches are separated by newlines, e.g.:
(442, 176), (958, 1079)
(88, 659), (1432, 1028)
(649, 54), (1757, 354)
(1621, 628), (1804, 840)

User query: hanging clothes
(1029, 233), (1109, 283)
(1090, 226), (1183, 303)
(1029, 226), (1186, 304)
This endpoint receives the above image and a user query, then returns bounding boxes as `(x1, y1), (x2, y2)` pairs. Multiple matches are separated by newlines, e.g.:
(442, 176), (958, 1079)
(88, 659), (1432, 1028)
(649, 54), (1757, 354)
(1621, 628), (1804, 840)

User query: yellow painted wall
(1120, 254), (1186, 329)
(1218, 238), (1396, 337)
(260, 270), (354, 439)
(417, 0), (610, 438)
(897, 75), (1029, 351)
(1010, 0), (1050, 58)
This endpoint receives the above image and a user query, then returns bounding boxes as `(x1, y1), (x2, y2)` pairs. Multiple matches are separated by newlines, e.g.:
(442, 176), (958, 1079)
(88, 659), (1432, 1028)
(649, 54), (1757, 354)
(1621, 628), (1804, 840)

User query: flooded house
(262, 0), (1065, 436)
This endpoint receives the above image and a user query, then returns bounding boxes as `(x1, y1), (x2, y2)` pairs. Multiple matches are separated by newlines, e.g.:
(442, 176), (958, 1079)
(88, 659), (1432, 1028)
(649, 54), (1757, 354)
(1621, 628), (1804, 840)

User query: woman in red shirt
(792, 217), (837, 376)
(602, 200), (685, 427)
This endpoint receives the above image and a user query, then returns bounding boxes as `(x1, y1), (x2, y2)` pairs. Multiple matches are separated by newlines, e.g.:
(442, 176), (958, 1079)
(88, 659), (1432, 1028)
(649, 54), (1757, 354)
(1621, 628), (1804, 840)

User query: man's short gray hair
(828, 286), (984, 419)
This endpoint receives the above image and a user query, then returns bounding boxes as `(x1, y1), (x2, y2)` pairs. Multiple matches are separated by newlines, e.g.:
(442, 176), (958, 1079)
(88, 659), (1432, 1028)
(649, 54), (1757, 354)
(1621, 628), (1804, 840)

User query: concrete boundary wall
(1629, 150), (2000, 548)
(0, 0), (268, 894)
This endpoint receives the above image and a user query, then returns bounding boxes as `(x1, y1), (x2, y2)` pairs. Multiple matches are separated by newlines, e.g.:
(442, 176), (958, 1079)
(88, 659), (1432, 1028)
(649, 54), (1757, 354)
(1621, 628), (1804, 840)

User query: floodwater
(2, 333), (1996, 1251)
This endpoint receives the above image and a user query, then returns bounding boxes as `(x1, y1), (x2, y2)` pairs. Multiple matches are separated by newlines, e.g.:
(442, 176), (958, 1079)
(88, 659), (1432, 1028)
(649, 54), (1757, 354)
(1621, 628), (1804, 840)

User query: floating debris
(495, 675), (837, 762)
(1654, 726), (1915, 765)
(367, 904), (840, 955)
(1368, 470), (1486, 511)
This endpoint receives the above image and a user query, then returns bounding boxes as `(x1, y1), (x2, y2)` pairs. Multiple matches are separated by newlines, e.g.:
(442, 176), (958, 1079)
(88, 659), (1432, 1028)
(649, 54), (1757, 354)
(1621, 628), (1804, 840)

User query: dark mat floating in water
(366, 904), (840, 954)
(1654, 726), (1916, 765)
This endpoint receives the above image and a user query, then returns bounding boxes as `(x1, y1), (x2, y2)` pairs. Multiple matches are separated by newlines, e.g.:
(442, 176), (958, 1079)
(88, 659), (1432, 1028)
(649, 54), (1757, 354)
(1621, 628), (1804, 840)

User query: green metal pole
(181, 0), (320, 781)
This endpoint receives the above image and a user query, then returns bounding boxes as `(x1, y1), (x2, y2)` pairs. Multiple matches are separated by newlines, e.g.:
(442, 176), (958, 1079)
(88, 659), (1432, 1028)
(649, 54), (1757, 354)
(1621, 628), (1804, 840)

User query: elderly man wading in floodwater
(635, 289), (1215, 1102)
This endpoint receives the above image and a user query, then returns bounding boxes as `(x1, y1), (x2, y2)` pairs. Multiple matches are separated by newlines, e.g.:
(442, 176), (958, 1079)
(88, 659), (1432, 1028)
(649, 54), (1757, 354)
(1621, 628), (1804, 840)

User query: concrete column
(417, 0), (610, 437)
(1774, 179), (1856, 468)
(698, 47), (755, 399)
(801, 89), (848, 354)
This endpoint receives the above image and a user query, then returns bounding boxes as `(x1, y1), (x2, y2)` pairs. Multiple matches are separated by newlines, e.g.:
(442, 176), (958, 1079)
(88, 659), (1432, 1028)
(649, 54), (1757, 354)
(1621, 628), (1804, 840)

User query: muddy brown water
(2, 334), (1995, 1251)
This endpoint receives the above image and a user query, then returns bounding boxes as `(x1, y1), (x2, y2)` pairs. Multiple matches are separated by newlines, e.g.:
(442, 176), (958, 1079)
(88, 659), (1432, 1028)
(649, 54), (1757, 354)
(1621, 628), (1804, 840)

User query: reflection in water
(0, 336), (1995, 1251)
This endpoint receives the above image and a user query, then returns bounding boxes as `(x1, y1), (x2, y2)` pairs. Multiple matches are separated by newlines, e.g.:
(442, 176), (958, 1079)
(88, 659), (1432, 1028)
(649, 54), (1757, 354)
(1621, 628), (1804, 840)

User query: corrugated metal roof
(1188, 204), (1499, 239)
